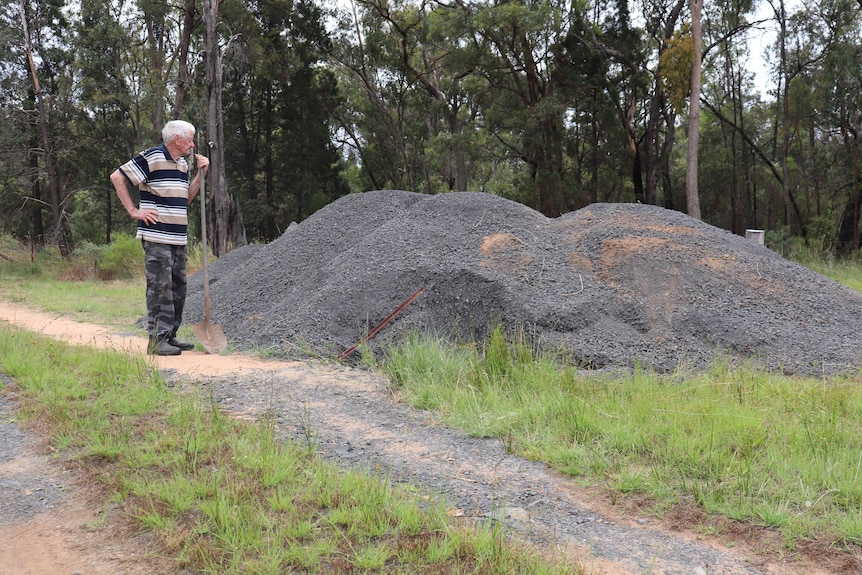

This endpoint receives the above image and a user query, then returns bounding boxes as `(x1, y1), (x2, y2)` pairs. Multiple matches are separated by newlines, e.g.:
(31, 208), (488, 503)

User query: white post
(745, 229), (765, 245)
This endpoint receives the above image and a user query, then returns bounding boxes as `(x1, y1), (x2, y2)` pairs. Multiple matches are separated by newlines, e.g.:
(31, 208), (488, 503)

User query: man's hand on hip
(131, 208), (159, 225)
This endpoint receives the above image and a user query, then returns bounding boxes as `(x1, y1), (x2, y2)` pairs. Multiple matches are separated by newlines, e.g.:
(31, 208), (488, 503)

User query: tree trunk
(171, 0), (197, 118)
(105, 187), (112, 245)
(644, 86), (662, 206)
(620, 91), (645, 203)
(203, 0), (246, 256)
(844, 111), (862, 252)
(20, 0), (69, 258)
(142, 8), (165, 135)
(778, 0), (793, 240)
(590, 117), (600, 204)
(685, 0), (703, 220)
(28, 142), (45, 246)
(660, 106), (677, 210)
(645, 0), (685, 206)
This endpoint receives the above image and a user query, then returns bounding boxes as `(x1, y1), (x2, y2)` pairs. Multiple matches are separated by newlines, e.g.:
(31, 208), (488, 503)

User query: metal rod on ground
(338, 287), (425, 359)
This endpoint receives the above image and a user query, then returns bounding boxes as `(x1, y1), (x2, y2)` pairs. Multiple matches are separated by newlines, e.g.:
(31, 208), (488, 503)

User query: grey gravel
(6, 191), (859, 573)
(181, 191), (862, 572)
(179, 364), (770, 575)
(0, 377), (68, 527)
(185, 190), (862, 375)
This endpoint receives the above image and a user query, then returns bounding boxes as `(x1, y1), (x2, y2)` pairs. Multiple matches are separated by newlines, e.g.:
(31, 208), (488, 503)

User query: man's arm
(110, 169), (159, 225)
(188, 154), (210, 204)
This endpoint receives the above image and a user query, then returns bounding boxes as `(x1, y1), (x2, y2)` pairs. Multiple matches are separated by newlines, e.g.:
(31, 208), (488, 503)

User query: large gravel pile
(184, 190), (862, 375)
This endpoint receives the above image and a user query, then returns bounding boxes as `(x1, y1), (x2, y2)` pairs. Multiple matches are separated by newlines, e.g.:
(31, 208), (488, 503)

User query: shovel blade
(191, 321), (227, 354)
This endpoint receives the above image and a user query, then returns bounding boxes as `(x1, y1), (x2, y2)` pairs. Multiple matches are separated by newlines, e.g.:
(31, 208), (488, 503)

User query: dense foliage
(0, 0), (860, 254)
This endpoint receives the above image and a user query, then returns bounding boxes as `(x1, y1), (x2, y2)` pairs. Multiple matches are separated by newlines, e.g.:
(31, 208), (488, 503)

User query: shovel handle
(196, 133), (211, 324)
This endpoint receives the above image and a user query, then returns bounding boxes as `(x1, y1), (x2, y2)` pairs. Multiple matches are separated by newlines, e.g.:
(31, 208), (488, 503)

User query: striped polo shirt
(119, 144), (190, 245)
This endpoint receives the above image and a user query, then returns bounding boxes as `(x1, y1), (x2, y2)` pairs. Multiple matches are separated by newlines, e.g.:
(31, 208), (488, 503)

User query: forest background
(1, 0), (861, 259)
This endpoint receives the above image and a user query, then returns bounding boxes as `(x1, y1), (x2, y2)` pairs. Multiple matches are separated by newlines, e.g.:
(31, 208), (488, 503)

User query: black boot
(148, 336), (182, 356)
(167, 329), (195, 351)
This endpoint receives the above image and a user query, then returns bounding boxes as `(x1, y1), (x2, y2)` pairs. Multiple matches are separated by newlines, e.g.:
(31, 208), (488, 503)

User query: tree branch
(700, 97), (783, 186)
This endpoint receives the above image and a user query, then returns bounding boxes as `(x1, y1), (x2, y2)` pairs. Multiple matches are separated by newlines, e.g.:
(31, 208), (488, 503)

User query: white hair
(162, 120), (196, 144)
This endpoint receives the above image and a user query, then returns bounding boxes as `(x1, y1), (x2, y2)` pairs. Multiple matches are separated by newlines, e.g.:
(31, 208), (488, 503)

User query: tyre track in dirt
(0, 301), (838, 575)
(0, 378), (173, 575)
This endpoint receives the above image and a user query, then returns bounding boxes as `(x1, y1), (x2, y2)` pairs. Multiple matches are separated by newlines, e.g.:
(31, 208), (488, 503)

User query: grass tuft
(382, 326), (862, 554)
(0, 324), (582, 574)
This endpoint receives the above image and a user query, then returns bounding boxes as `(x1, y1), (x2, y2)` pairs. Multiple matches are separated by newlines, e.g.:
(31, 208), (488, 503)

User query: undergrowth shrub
(0, 234), (64, 277)
(68, 235), (143, 280)
(99, 235), (143, 279)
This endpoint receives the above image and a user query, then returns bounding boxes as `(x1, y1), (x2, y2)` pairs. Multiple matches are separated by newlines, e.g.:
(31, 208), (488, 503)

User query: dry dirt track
(0, 300), (853, 575)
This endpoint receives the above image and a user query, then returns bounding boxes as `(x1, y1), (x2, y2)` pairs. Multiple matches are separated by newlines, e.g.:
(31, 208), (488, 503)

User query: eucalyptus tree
(10, 0), (73, 256)
(203, 0), (247, 255)
(332, 0), (634, 215)
(137, 0), (198, 132)
(70, 0), (140, 244)
(757, 0), (861, 246)
(701, 0), (757, 234)
(355, 0), (487, 194)
(221, 0), (345, 241)
(804, 0), (862, 251)
(757, 0), (817, 240)
(640, 0), (686, 209)
(676, 0), (764, 234)
(329, 0), (424, 192)
(685, 0), (702, 218)
(553, 1), (641, 206)
(460, 0), (581, 215)
(0, 1), (37, 241)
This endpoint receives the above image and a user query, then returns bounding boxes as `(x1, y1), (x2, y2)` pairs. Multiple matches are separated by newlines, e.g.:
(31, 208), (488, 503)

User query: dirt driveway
(0, 301), (852, 575)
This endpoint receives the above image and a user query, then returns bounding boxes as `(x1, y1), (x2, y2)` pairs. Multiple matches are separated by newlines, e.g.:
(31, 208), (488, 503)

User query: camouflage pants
(142, 241), (187, 339)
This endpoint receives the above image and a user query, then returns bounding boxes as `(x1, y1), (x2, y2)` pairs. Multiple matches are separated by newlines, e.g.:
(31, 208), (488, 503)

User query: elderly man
(110, 120), (210, 356)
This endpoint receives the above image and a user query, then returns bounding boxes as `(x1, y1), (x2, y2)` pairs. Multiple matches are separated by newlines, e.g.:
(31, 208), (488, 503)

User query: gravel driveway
(8, 186), (862, 573)
(170, 362), (802, 575)
(0, 381), (68, 528)
(0, 322), (850, 574)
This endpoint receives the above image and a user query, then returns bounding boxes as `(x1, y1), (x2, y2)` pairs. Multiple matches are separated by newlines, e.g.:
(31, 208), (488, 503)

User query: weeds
(0, 325), (581, 574)
(0, 234), (215, 329)
(382, 328), (862, 553)
(4, 233), (862, 563)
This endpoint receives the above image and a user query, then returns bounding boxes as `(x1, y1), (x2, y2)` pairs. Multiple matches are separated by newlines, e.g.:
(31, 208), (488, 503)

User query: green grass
(0, 325), (581, 574)
(381, 326), (862, 553)
(0, 276), (145, 326)
(803, 259), (862, 293)
(5, 234), (862, 561)
(0, 237), (144, 328)
(0, 236), (215, 332)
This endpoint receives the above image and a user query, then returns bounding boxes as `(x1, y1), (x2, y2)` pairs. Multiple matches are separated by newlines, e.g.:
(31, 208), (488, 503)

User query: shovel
(190, 141), (227, 354)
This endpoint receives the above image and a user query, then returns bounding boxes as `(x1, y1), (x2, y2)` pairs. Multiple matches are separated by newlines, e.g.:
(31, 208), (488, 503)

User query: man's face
(175, 132), (195, 156)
